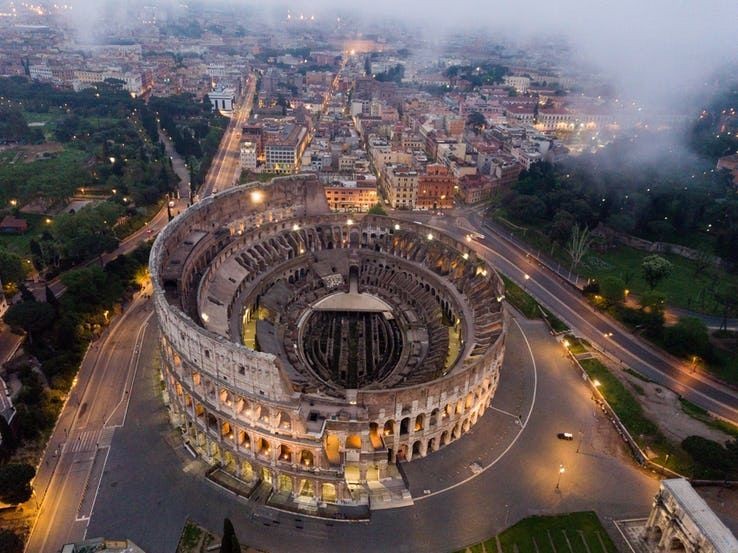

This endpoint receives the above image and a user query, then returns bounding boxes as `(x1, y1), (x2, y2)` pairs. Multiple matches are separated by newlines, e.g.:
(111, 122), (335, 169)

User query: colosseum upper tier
(150, 176), (506, 509)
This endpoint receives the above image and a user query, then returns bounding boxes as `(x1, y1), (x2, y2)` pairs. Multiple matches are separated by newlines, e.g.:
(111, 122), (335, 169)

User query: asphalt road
(85, 313), (657, 553)
(202, 75), (256, 197)
(395, 208), (738, 424)
(25, 293), (154, 553)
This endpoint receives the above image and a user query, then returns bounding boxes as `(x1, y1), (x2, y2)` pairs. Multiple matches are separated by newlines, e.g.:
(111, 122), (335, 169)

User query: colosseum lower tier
(150, 175), (506, 515)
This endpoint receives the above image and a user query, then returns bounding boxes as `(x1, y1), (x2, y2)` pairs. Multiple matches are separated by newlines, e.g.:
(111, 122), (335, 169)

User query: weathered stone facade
(150, 175), (506, 510)
(643, 479), (738, 553)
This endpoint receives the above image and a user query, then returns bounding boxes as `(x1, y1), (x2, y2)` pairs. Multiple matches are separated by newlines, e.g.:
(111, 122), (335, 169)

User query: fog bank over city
(277, 0), (737, 107)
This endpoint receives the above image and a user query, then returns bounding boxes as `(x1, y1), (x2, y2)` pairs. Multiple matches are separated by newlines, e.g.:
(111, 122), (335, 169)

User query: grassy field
(578, 357), (691, 473)
(455, 512), (617, 553)
(491, 210), (737, 316)
(501, 275), (569, 332)
(0, 212), (47, 255)
(579, 246), (736, 315)
(679, 398), (738, 439)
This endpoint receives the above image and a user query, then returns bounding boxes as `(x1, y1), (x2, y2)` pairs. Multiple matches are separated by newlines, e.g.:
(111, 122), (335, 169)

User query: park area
(454, 512), (617, 553)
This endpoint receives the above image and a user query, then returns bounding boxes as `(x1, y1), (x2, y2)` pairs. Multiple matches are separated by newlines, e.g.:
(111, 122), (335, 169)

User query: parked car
(557, 432), (574, 440)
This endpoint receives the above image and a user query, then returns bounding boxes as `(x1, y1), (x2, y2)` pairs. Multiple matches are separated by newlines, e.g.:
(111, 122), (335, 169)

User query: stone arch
(430, 408), (439, 427)
(277, 411), (292, 430)
(400, 417), (410, 435)
(279, 444), (293, 462)
(428, 437), (437, 452)
(324, 434), (341, 465)
(440, 431), (449, 446)
(345, 434), (362, 449)
(322, 483), (337, 502)
(223, 450), (237, 471)
(465, 392), (474, 410)
(369, 422), (382, 449)
(259, 405), (270, 423)
(412, 440), (422, 458)
(256, 436), (270, 456)
(669, 537), (686, 552)
(277, 473), (293, 494)
(241, 460), (254, 481)
(414, 414), (425, 432)
(206, 412), (218, 431)
(452, 422), (461, 440)
(455, 399), (465, 415)
(462, 418), (471, 433)
(235, 395), (248, 414)
(383, 420), (395, 437)
(397, 444), (409, 461)
(220, 421), (233, 440)
(298, 479), (315, 497)
(237, 430), (250, 448)
(300, 449), (314, 467)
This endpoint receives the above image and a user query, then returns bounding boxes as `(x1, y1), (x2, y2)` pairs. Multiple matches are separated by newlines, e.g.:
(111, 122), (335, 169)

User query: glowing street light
(250, 190), (264, 203)
(9, 199), (17, 207)
(555, 464), (565, 491)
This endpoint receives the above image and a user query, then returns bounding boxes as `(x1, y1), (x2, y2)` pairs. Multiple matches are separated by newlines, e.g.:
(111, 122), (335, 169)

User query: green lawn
(0, 212), (47, 255)
(579, 246), (736, 316)
(679, 398), (738, 439)
(490, 210), (737, 316)
(455, 512), (617, 553)
(501, 275), (539, 318)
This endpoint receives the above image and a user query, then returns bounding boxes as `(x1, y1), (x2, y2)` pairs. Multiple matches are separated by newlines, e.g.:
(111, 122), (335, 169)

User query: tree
(0, 530), (24, 553)
(599, 276), (626, 306)
(367, 203), (387, 216)
(566, 225), (593, 272)
(466, 111), (486, 134)
(507, 194), (546, 221)
(220, 518), (240, 553)
(641, 255), (672, 289)
(640, 290), (667, 315)
(0, 463), (35, 504)
(712, 284), (738, 333)
(3, 300), (56, 341)
(0, 248), (26, 286)
(664, 317), (710, 358)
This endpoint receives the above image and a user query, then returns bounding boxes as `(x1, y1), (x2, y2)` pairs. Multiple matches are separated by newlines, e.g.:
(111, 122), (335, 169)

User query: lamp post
(523, 273), (530, 291)
(555, 464), (565, 491)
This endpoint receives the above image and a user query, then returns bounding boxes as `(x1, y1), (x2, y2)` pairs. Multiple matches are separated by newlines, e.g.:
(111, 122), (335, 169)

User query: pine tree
(220, 518), (240, 553)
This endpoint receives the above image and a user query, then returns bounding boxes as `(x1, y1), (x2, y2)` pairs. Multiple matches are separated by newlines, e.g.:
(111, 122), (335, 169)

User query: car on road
(557, 432), (574, 440)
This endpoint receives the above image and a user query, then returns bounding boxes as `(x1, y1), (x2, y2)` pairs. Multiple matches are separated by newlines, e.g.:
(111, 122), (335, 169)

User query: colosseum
(150, 175), (506, 515)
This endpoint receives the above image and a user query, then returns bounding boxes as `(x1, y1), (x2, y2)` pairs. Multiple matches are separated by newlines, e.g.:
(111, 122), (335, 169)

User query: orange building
(416, 164), (456, 211)
(324, 181), (379, 212)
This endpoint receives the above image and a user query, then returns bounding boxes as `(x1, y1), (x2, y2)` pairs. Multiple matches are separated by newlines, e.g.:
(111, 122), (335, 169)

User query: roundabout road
(86, 309), (657, 553)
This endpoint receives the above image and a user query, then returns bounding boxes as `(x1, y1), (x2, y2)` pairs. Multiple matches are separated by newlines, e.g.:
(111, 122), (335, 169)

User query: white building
(240, 141), (257, 171)
(209, 88), (236, 112)
(504, 75), (531, 94)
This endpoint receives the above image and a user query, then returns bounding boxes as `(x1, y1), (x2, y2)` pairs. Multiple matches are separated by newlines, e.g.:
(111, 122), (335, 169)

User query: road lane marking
(432, 221), (738, 419)
(415, 316), (537, 502)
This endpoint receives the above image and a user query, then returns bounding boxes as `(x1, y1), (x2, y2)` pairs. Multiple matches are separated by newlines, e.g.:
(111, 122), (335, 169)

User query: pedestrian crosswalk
(67, 426), (116, 453)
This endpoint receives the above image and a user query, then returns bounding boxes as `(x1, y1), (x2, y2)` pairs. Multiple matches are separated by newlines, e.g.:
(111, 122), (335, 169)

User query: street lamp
(555, 464), (565, 491)
(523, 273), (530, 291)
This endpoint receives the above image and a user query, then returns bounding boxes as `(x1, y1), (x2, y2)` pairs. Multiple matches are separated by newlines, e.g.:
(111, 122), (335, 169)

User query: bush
(0, 530), (24, 553)
(681, 436), (738, 479)
(0, 462), (35, 504)
(664, 317), (710, 358)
